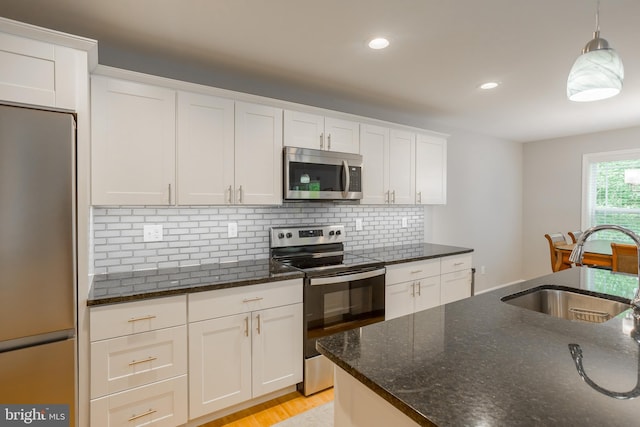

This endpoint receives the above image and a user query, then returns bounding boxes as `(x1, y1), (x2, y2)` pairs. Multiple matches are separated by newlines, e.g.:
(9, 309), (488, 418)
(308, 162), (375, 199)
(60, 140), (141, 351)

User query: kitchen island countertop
(317, 267), (640, 426)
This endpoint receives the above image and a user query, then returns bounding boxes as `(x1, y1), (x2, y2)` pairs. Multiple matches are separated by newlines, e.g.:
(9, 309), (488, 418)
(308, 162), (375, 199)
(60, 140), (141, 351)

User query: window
(582, 149), (640, 242)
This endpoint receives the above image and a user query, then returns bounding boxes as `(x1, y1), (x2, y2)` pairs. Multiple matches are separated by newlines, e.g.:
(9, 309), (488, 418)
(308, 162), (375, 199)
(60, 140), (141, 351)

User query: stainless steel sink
(501, 286), (630, 323)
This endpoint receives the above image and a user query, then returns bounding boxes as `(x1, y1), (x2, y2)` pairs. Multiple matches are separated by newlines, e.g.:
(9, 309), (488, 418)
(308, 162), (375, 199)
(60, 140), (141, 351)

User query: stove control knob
(286, 232), (293, 238)
(278, 232), (285, 239)
(335, 230), (342, 236)
(329, 231), (335, 236)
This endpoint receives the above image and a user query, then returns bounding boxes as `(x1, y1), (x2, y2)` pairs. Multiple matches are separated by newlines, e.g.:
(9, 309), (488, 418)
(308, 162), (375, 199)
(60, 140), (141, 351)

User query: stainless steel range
(270, 224), (385, 395)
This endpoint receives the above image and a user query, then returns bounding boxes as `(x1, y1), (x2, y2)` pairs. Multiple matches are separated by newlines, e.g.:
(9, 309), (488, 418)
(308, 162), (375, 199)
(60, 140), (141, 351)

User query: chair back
(611, 243), (638, 274)
(545, 233), (568, 272)
(568, 231), (583, 244)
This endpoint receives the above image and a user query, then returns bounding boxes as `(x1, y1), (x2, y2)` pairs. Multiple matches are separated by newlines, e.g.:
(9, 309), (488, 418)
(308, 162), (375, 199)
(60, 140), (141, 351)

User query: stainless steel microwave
(283, 146), (363, 201)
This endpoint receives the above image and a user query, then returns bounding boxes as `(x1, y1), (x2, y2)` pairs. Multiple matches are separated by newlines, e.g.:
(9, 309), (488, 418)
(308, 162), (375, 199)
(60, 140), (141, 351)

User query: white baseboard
(475, 279), (524, 295)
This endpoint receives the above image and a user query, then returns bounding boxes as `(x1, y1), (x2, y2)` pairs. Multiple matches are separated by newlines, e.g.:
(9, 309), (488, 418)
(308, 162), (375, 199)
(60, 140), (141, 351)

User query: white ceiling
(1, 0), (639, 142)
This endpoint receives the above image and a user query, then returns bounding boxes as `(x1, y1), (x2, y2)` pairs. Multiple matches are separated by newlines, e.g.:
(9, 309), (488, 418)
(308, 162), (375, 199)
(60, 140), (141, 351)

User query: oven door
(284, 146), (362, 200)
(304, 267), (385, 358)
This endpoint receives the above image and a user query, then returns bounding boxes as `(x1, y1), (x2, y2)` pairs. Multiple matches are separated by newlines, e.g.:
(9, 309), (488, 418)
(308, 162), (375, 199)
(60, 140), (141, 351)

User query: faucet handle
(569, 244), (584, 264)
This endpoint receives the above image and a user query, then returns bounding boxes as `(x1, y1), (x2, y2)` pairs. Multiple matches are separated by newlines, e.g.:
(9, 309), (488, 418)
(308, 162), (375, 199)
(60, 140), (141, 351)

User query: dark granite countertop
(88, 243), (472, 307)
(317, 267), (640, 426)
(87, 259), (304, 306)
(352, 243), (473, 265)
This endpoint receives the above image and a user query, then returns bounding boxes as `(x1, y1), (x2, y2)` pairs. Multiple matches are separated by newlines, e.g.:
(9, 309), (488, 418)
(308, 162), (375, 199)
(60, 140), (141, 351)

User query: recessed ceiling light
(479, 82), (500, 90)
(368, 37), (389, 50)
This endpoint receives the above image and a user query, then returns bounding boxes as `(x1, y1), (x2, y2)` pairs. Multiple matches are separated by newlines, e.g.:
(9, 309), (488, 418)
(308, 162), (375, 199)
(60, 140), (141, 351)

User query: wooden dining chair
(611, 243), (638, 274)
(568, 231), (583, 244)
(545, 233), (569, 272)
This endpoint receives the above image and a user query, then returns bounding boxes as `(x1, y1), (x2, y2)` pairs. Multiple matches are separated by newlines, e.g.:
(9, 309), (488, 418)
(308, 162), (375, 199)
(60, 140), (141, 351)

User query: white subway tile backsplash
(92, 203), (424, 274)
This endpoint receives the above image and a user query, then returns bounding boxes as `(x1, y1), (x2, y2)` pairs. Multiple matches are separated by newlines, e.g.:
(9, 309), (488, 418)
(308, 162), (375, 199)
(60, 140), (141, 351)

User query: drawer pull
(416, 281), (422, 296)
(128, 356), (158, 366)
(410, 270), (423, 274)
(242, 297), (264, 303)
(128, 315), (157, 323)
(453, 262), (465, 266)
(128, 409), (157, 422)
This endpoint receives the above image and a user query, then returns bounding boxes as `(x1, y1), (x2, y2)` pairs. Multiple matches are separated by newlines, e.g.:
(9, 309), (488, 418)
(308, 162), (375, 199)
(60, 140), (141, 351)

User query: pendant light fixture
(567, 0), (624, 102)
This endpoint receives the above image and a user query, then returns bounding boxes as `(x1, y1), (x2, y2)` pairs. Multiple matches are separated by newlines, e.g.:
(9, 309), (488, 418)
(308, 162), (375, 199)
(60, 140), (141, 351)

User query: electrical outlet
(143, 224), (163, 242)
(228, 222), (238, 238)
(355, 218), (363, 231)
(401, 217), (408, 228)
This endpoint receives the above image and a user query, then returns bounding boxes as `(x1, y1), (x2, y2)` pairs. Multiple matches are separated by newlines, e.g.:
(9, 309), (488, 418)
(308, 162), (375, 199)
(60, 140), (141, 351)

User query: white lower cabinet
(188, 279), (303, 420)
(385, 254), (473, 319)
(89, 296), (188, 426)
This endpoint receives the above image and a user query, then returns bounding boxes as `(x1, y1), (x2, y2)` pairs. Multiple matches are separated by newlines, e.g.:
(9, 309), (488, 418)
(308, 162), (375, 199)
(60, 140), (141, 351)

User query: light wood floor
(200, 388), (334, 427)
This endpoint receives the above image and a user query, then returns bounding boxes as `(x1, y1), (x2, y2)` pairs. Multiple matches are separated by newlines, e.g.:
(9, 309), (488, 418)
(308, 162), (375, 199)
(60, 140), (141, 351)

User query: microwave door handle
(342, 160), (350, 198)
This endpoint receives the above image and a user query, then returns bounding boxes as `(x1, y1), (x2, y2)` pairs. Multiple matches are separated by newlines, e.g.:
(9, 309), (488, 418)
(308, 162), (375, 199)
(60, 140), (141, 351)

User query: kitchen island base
(334, 367), (423, 427)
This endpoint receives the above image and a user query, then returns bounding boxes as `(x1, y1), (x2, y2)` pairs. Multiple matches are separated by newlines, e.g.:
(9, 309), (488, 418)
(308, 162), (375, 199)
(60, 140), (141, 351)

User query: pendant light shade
(567, 2), (624, 102)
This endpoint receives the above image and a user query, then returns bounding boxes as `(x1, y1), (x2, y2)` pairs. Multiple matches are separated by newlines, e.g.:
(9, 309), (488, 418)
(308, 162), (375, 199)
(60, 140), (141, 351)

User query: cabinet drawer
(90, 295), (186, 341)
(90, 375), (188, 427)
(189, 278), (302, 322)
(386, 259), (440, 284)
(440, 254), (473, 274)
(91, 325), (187, 399)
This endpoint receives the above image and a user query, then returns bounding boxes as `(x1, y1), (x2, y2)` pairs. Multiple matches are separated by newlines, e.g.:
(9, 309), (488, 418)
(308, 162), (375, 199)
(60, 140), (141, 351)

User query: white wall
(426, 129), (524, 293)
(523, 125), (640, 279)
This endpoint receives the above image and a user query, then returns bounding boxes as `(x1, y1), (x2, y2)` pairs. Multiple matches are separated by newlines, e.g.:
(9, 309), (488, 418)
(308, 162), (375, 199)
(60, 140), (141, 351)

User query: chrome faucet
(568, 224), (640, 312)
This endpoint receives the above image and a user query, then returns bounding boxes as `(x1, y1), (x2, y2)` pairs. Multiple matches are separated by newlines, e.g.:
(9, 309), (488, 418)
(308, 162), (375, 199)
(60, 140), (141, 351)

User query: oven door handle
(309, 267), (386, 286)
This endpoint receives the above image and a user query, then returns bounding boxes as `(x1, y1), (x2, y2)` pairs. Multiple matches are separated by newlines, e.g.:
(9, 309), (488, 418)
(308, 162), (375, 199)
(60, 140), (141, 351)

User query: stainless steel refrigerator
(0, 104), (76, 425)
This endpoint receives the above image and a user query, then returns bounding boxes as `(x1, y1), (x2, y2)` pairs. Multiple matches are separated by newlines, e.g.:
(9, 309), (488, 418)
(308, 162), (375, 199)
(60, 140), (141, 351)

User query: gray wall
(523, 125), (640, 279)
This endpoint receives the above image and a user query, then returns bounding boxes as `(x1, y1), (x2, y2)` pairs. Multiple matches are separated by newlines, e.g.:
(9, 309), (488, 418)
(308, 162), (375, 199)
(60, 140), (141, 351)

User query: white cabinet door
(360, 124), (389, 205)
(177, 91), (234, 205)
(91, 76), (176, 205)
(413, 276), (441, 313)
(235, 102), (283, 205)
(283, 110), (359, 154)
(0, 33), (77, 110)
(252, 303), (303, 397)
(324, 117), (360, 154)
(188, 313), (252, 419)
(441, 270), (472, 305)
(416, 133), (447, 205)
(385, 281), (414, 321)
(388, 129), (415, 205)
(283, 110), (324, 150)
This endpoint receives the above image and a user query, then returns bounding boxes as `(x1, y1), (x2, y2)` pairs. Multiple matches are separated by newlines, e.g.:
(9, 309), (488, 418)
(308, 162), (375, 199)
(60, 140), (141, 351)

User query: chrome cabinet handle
(238, 185), (243, 203)
(168, 183), (172, 204)
(385, 191), (390, 204)
(128, 315), (156, 323)
(416, 281), (422, 296)
(256, 314), (261, 335)
(411, 282), (416, 297)
(227, 185), (233, 204)
(244, 317), (249, 337)
(328, 133), (332, 150)
(410, 270), (423, 274)
(128, 409), (157, 422)
(391, 190), (396, 203)
(454, 262), (465, 266)
(417, 191), (422, 204)
(129, 356), (157, 366)
(320, 132), (324, 149)
(242, 297), (264, 303)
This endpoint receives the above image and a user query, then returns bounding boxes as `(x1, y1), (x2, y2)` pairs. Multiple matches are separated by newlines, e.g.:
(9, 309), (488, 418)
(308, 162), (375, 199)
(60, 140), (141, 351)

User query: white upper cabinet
(389, 129), (416, 205)
(177, 91), (235, 205)
(415, 133), (447, 204)
(360, 124), (415, 204)
(91, 76), (176, 205)
(235, 102), (283, 205)
(360, 124), (388, 204)
(284, 110), (359, 154)
(0, 32), (78, 110)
